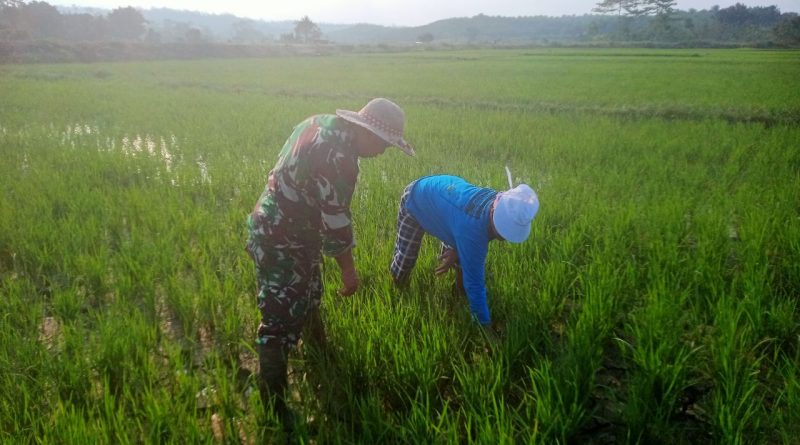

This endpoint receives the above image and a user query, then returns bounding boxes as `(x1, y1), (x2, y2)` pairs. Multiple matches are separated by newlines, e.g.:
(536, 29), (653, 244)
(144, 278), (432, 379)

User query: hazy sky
(57, 0), (800, 26)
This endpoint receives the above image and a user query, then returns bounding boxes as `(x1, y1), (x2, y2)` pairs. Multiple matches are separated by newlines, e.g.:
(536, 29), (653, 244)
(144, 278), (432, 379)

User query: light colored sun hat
(492, 184), (539, 243)
(336, 98), (415, 156)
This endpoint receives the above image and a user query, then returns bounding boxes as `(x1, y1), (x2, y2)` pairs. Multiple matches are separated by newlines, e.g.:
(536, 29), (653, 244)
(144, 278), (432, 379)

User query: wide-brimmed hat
(493, 184), (539, 243)
(336, 98), (415, 156)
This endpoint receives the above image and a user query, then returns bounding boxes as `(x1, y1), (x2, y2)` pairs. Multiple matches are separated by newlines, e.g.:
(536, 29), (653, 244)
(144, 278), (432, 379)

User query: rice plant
(1, 48), (798, 444)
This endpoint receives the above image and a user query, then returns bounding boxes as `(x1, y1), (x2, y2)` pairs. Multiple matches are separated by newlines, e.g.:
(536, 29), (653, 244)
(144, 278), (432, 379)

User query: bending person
(390, 174), (538, 342)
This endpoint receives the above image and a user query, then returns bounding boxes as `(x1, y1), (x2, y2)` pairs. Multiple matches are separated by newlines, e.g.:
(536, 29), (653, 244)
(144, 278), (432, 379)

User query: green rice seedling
(709, 295), (765, 444)
(618, 282), (697, 443)
(135, 386), (180, 444)
(49, 322), (95, 409)
(452, 350), (505, 414)
(524, 358), (586, 444)
(397, 395), (460, 444)
(762, 298), (799, 362)
(42, 400), (115, 444)
(90, 304), (158, 399)
(1, 48), (798, 442)
(0, 278), (50, 440)
(773, 356), (800, 444)
(463, 395), (518, 444)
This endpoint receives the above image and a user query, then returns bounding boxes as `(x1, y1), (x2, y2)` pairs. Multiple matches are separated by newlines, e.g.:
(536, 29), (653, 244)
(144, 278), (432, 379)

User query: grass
(1, 48), (799, 444)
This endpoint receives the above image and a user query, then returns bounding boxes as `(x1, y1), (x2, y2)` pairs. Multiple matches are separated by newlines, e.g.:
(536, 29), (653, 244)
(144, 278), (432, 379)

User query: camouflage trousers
(246, 238), (323, 349)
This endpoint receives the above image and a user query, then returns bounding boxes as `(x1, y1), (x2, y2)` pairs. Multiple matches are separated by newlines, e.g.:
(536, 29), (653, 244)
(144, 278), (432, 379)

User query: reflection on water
(14, 122), (215, 186)
(161, 137), (175, 172)
(196, 155), (210, 184)
(68, 123), (97, 136)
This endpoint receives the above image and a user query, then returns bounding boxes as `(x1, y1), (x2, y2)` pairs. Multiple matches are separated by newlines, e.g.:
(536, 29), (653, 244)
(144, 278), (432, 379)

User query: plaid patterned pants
(390, 182), (454, 282)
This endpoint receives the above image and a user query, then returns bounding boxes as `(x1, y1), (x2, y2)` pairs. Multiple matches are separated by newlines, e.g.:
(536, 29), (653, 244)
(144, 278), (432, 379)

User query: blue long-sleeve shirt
(405, 175), (497, 325)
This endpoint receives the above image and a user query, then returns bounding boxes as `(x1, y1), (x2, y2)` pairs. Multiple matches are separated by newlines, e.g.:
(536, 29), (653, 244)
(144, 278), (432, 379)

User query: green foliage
(294, 15), (321, 43)
(774, 16), (800, 46)
(0, 48), (798, 443)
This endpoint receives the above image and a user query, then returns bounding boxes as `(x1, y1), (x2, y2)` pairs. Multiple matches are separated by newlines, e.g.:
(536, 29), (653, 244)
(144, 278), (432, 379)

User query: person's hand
(435, 248), (459, 276)
(453, 268), (465, 296)
(480, 324), (501, 349)
(334, 248), (359, 297)
(338, 267), (359, 297)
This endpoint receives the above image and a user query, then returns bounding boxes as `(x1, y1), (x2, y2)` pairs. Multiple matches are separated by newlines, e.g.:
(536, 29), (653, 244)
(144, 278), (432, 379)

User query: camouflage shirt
(248, 114), (359, 258)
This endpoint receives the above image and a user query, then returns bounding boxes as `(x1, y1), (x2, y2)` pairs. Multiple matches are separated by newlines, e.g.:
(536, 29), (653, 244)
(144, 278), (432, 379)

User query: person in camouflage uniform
(245, 98), (414, 425)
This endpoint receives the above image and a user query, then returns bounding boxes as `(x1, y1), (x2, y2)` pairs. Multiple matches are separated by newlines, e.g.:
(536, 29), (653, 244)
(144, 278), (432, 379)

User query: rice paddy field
(1, 48), (799, 444)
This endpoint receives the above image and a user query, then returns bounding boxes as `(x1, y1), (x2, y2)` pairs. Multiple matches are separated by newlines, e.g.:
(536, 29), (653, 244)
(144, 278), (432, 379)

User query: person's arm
(335, 247), (359, 296)
(455, 235), (491, 326)
(315, 147), (359, 256)
(456, 239), (500, 348)
(479, 322), (501, 348)
(313, 148), (360, 294)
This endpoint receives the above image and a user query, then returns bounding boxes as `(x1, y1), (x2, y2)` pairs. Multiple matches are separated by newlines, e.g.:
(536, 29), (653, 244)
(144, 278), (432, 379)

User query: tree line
(589, 0), (798, 44)
(0, 2), (325, 44)
(0, 1), (146, 41)
(1, 0), (798, 47)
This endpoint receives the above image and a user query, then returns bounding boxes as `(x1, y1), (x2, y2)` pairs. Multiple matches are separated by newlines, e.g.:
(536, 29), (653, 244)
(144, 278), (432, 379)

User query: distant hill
(50, 6), (798, 47)
(55, 6), (351, 42)
(141, 8), (293, 40)
(325, 15), (619, 44)
(53, 6), (618, 44)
